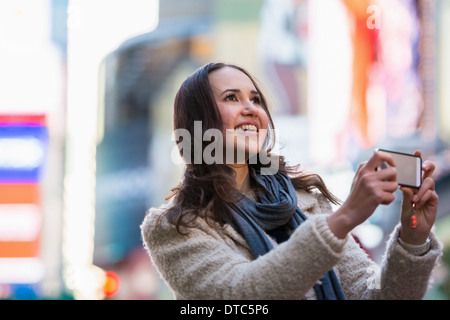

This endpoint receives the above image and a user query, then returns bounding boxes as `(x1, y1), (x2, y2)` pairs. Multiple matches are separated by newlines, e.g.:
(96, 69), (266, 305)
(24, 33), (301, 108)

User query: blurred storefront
(1, 0), (449, 300)
(0, 0), (66, 299)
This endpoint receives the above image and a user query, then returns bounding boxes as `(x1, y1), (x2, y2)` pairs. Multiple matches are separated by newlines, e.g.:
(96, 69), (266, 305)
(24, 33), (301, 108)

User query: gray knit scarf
(228, 167), (346, 300)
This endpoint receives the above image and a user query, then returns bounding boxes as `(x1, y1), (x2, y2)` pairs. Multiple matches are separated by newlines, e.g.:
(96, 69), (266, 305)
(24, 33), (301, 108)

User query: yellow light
(103, 271), (121, 298)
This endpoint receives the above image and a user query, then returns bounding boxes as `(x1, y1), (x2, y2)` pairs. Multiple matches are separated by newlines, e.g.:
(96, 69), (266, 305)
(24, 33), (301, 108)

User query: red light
(0, 114), (46, 126)
(103, 271), (120, 298)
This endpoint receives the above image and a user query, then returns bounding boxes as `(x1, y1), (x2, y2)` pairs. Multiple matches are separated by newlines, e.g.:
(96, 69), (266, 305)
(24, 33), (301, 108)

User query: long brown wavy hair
(162, 63), (340, 233)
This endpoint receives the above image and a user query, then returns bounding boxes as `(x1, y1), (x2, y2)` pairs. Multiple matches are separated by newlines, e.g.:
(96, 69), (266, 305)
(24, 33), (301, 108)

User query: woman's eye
(224, 93), (261, 105)
(252, 96), (261, 104)
(224, 94), (238, 102)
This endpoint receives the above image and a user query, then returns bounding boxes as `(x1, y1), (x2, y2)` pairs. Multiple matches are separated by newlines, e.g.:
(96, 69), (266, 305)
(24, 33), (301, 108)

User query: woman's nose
(241, 100), (259, 117)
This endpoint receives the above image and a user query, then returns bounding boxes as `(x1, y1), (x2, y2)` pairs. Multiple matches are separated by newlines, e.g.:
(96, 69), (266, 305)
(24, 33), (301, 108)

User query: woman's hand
(328, 150), (398, 239)
(399, 151), (439, 245)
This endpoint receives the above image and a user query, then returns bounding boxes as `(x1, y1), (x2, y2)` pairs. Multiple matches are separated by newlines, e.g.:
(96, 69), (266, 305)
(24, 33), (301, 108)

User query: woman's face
(209, 66), (269, 162)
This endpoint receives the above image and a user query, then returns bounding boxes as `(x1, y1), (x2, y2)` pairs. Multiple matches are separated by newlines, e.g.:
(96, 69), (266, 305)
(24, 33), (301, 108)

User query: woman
(141, 62), (442, 300)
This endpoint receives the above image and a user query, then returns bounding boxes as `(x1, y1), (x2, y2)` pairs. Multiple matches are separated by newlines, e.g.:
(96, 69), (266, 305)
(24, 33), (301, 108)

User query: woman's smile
(234, 121), (259, 135)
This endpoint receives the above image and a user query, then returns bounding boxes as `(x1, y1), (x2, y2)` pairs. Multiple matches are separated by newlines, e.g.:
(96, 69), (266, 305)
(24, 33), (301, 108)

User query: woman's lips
(234, 121), (259, 134)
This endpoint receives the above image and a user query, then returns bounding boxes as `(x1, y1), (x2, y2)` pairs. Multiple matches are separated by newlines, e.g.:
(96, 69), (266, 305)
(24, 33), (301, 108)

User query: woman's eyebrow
(221, 88), (240, 95)
(221, 89), (260, 96)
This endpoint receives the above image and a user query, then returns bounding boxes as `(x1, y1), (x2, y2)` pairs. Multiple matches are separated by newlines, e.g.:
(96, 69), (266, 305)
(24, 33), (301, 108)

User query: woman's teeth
(235, 124), (258, 132)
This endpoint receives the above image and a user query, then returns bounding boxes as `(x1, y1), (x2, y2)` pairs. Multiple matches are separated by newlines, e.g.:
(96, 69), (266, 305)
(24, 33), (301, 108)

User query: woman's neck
(229, 163), (250, 194)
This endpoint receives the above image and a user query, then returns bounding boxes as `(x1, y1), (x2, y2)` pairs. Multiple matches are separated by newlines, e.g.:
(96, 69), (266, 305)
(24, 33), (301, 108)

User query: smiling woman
(141, 62), (442, 300)
(162, 62), (338, 231)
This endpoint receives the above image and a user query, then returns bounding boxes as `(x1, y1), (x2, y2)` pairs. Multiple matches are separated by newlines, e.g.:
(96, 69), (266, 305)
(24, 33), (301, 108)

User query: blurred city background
(0, 0), (450, 300)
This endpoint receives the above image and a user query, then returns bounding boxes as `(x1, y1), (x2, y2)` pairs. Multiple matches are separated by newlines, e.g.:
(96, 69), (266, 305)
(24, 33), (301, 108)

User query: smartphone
(375, 149), (422, 188)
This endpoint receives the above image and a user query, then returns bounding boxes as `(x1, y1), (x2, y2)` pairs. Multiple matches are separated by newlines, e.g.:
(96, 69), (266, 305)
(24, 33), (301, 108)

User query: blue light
(0, 125), (48, 183)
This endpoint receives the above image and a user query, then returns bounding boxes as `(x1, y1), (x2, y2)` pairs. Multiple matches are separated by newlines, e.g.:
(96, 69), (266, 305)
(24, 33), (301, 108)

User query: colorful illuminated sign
(0, 114), (48, 183)
(0, 114), (47, 286)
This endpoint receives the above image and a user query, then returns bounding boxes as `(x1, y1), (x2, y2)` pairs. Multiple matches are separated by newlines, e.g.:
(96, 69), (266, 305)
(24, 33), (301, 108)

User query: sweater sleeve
(335, 224), (443, 300)
(141, 209), (347, 300)
(376, 225), (442, 299)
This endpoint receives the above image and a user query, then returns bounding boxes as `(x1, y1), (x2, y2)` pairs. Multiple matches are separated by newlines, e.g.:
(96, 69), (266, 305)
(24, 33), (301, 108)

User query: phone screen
(376, 149), (422, 188)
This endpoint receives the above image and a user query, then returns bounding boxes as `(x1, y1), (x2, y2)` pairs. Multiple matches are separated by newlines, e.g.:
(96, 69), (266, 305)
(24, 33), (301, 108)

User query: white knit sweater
(141, 190), (442, 300)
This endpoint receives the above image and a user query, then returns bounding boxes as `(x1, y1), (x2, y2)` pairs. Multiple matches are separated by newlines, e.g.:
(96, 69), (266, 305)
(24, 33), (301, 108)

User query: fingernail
(413, 195), (418, 202)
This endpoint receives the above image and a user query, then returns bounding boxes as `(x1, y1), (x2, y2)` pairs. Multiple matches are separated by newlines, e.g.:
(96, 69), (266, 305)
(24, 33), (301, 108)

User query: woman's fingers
(416, 189), (438, 210)
(379, 190), (397, 205)
(365, 150), (396, 172)
(351, 150), (437, 211)
(422, 160), (436, 181)
(362, 171), (398, 204)
(413, 177), (436, 208)
(376, 166), (397, 182)
(402, 176), (437, 209)
(413, 177), (435, 200)
(415, 150), (435, 181)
